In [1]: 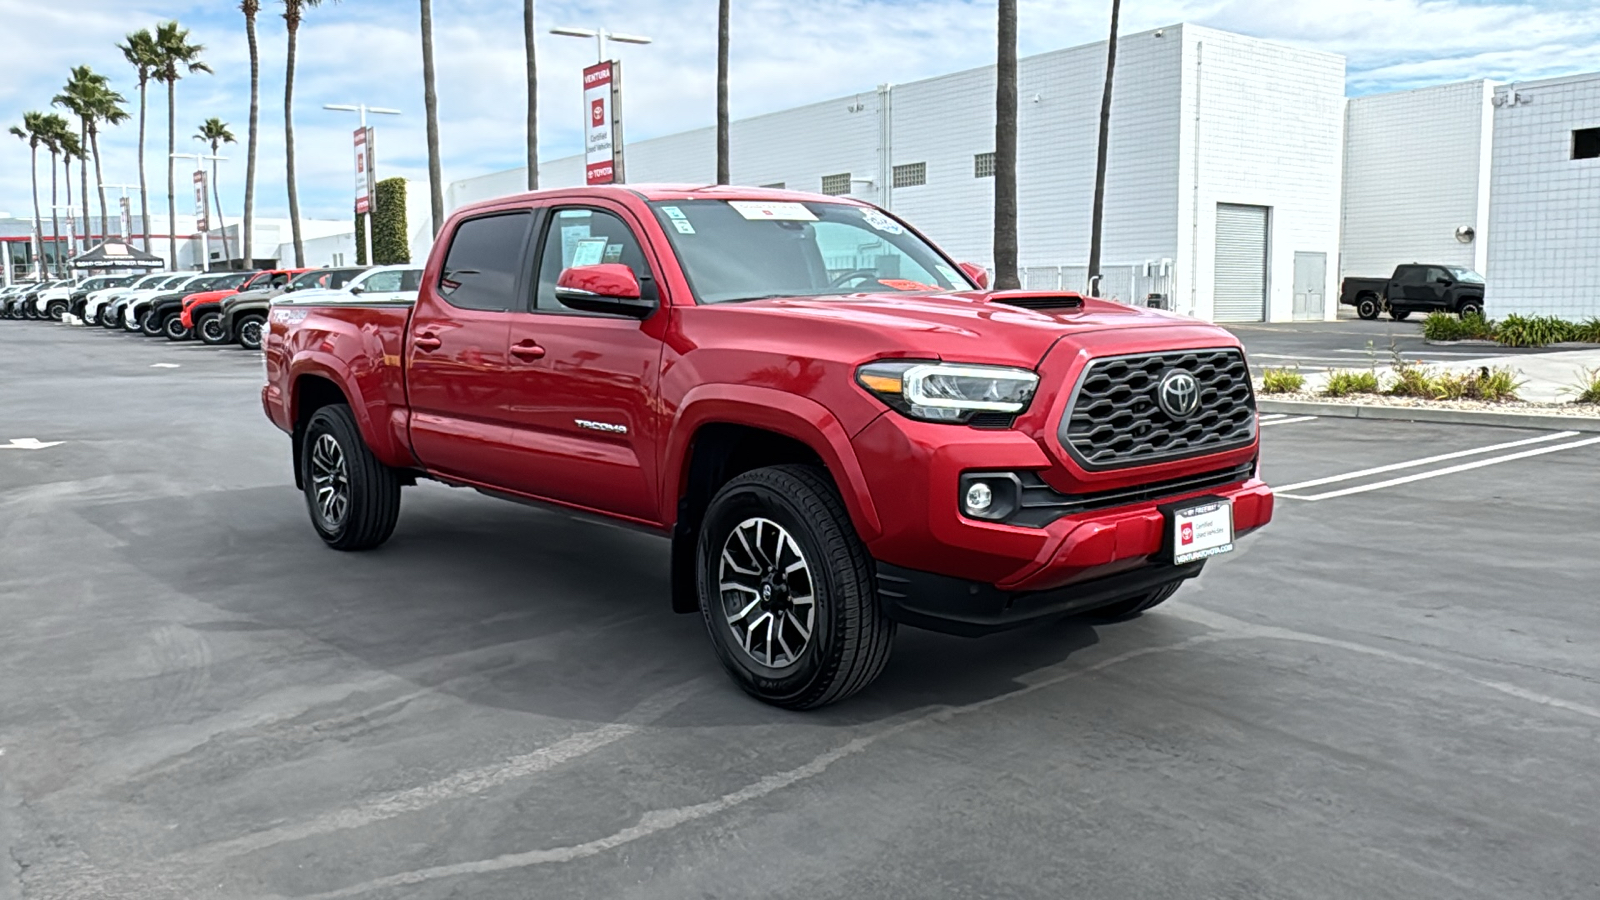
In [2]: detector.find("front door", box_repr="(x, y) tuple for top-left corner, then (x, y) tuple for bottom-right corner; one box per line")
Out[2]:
(499, 205), (666, 524)
(1292, 251), (1326, 321)
(405, 211), (532, 483)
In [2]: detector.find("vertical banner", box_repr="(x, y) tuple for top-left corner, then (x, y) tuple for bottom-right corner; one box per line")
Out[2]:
(119, 195), (132, 240)
(193, 170), (209, 232)
(354, 127), (371, 214)
(365, 127), (377, 212)
(584, 61), (620, 185)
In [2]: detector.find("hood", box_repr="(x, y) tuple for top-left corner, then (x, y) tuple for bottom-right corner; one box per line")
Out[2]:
(184, 288), (239, 306)
(713, 290), (1216, 367)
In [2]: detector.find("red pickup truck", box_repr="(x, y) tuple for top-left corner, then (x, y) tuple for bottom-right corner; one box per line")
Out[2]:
(264, 184), (1273, 708)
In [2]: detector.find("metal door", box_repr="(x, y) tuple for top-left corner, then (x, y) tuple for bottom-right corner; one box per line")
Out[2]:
(1292, 251), (1326, 321)
(1213, 204), (1269, 322)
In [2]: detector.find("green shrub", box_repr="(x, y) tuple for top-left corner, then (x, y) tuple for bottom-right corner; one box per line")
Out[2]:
(1574, 318), (1600, 344)
(1387, 364), (1439, 398)
(1432, 366), (1522, 402)
(1323, 369), (1381, 397)
(1423, 312), (1465, 341)
(1260, 367), (1305, 394)
(372, 177), (410, 265)
(1495, 314), (1576, 347)
(1565, 368), (1600, 404)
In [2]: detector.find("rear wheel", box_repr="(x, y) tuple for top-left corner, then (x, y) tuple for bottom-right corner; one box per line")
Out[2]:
(163, 313), (191, 341)
(197, 312), (228, 345)
(1355, 296), (1379, 320)
(236, 314), (266, 351)
(301, 404), (402, 551)
(1389, 309), (1411, 321)
(1084, 582), (1183, 624)
(696, 464), (895, 709)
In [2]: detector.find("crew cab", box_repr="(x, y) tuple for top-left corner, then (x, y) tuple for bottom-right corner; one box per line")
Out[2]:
(87, 272), (173, 326)
(143, 270), (268, 339)
(175, 268), (309, 342)
(216, 267), (368, 348)
(68, 274), (139, 323)
(264, 185), (1273, 709)
(1340, 264), (1486, 321)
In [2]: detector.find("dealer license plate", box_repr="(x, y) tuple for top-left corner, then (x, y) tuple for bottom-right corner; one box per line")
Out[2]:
(1172, 500), (1234, 565)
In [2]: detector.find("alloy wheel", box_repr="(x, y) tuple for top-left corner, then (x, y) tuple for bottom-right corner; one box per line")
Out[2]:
(717, 517), (816, 669)
(309, 433), (351, 531)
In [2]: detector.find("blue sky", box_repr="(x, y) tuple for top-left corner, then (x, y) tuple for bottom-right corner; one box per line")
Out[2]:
(2, 0), (1595, 225)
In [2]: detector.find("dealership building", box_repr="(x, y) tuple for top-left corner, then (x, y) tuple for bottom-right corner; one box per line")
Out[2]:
(446, 25), (1600, 323)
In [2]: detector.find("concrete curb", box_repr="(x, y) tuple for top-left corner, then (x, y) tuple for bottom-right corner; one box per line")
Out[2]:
(1423, 339), (1600, 349)
(1258, 399), (1600, 433)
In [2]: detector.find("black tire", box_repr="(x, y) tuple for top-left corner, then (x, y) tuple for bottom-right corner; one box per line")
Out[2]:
(197, 312), (229, 345)
(84, 307), (101, 327)
(1084, 582), (1184, 624)
(301, 404), (402, 551)
(696, 464), (895, 710)
(1458, 300), (1483, 319)
(23, 303), (40, 320)
(1389, 309), (1411, 321)
(163, 313), (191, 341)
(1355, 296), (1379, 320)
(236, 314), (266, 351)
(46, 299), (68, 321)
(138, 307), (162, 336)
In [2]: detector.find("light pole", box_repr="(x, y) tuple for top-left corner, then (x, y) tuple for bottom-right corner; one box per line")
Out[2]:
(99, 183), (143, 241)
(172, 152), (226, 271)
(324, 104), (400, 266)
(49, 204), (77, 277)
(548, 25), (652, 63)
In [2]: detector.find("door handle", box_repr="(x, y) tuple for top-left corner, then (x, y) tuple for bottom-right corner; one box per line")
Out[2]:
(414, 333), (442, 352)
(510, 340), (546, 360)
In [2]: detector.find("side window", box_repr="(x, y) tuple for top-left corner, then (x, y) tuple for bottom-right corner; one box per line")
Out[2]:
(400, 269), (422, 291)
(439, 212), (534, 311)
(533, 207), (652, 313)
(1427, 267), (1451, 283)
(363, 270), (403, 292)
(1395, 266), (1422, 284)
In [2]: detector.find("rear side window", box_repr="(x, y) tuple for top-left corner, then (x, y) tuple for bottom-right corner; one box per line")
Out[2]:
(1395, 266), (1424, 284)
(439, 213), (532, 311)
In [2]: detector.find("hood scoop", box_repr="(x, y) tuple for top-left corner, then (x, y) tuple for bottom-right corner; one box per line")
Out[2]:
(987, 291), (1085, 311)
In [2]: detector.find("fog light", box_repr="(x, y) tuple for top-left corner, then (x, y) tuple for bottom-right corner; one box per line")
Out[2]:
(965, 482), (993, 514)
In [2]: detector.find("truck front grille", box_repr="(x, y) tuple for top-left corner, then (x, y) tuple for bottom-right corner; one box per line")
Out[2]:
(1058, 348), (1256, 470)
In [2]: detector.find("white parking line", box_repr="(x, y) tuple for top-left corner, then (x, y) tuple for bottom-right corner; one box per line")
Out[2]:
(1259, 416), (1318, 427)
(1274, 431), (1579, 493)
(1259, 414), (1287, 422)
(1283, 435), (1600, 501)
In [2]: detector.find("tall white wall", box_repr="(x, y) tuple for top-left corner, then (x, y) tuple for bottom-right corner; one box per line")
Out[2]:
(1487, 74), (1600, 318)
(1341, 80), (1493, 279)
(1175, 26), (1346, 322)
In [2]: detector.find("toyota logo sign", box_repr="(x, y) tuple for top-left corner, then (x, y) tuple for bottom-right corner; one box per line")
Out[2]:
(1157, 370), (1200, 419)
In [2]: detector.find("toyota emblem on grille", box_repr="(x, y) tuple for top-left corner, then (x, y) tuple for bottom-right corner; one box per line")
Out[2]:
(1157, 370), (1200, 419)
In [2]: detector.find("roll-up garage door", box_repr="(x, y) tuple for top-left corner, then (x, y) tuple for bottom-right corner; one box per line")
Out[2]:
(1213, 204), (1268, 323)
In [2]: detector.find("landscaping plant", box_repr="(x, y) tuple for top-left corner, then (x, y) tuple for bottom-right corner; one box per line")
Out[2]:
(1322, 369), (1381, 397)
(1565, 368), (1600, 404)
(1260, 367), (1305, 394)
(1495, 314), (1576, 348)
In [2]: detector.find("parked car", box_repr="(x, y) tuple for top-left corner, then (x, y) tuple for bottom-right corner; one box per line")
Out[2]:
(88, 272), (176, 327)
(34, 278), (87, 320)
(4, 280), (69, 319)
(1340, 264), (1486, 320)
(282, 264), (422, 306)
(264, 185), (1274, 708)
(0, 283), (41, 318)
(176, 268), (310, 342)
(144, 270), (265, 340)
(213, 267), (368, 348)
(68, 274), (140, 323)
(106, 273), (202, 330)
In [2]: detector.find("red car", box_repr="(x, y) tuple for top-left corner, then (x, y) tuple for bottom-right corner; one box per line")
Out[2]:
(263, 184), (1273, 708)
(176, 268), (311, 339)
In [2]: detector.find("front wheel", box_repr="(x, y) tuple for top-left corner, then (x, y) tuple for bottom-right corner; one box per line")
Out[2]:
(1458, 300), (1483, 318)
(197, 312), (229, 345)
(236, 314), (266, 351)
(301, 404), (402, 551)
(163, 314), (191, 341)
(46, 299), (68, 321)
(696, 465), (895, 710)
(139, 308), (164, 336)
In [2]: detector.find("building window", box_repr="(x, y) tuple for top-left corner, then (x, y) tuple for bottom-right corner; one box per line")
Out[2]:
(974, 152), (996, 178)
(760, 181), (786, 189)
(820, 173), (852, 196)
(892, 162), (926, 188)
(332, 253), (344, 266)
(1575, 128), (1600, 160)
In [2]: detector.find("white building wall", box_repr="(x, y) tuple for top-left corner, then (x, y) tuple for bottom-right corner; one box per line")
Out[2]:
(1176, 26), (1346, 322)
(1487, 73), (1600, 318)
(1341, 80), (1493, 279)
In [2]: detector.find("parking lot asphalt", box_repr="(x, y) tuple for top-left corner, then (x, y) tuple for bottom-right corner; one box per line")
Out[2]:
(1227, 319), (1569, 374)
(3, 323), (1599, 900)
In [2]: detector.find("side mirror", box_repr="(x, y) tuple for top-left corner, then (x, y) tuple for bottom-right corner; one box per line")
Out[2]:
(1436, 278), (1453, 285)
(555, 264), (653, 318)
(348, 284), (365, 295)
(959, 262), (990, 290)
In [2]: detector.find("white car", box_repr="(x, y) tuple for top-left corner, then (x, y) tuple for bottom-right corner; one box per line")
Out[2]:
(32, 279), (85, 319)
(103, 273), (198, 330)
(123, 272), (224, 332)
(5, 280), (71, 319)
(284, 264), (422, 305)
(84, 273), (172, 326)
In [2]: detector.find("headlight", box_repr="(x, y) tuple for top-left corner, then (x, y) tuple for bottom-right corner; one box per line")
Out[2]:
(856, 360), (1039, 423)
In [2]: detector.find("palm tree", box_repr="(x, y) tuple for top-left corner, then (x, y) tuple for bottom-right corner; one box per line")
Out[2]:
(39, 114), (72, 274)
(118, 29), (160, 252)
(196, 118), (238, 265)
(8, 112), (48, 276)
(241, 0), (262, 268)
(284, 0), (337, 266)
(524, 0), (538, 191)
(992, 0), (1020, 290)
(59, 130), (84, 260)
(716, 0), (730, 184)
(420, 0), (444, 236)
(1087, 0), (1121, 294)
(55, 65), (129, 247)
(152, 21), (212, 270)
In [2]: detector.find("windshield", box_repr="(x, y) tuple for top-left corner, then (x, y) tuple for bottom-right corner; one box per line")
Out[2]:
(647, 199), (973, 303)
(1447, 267), (1485, 284)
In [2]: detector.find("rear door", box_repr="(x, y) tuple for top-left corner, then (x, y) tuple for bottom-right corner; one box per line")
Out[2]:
(497, 203), (668, 523)
(1389, 266), (1424, 308)
(404, 211), (531, 483)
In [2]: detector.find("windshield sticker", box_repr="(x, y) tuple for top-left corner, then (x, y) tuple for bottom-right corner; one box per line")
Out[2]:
(729, 201), (818, 222)
(570, 237), (609, 267)
(877, 279), (938, 292)
(935, 264), (962, 285)
(662, 206), (687, 220)
(672, 218), (696, 234)
(861, 210), (905, 235)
